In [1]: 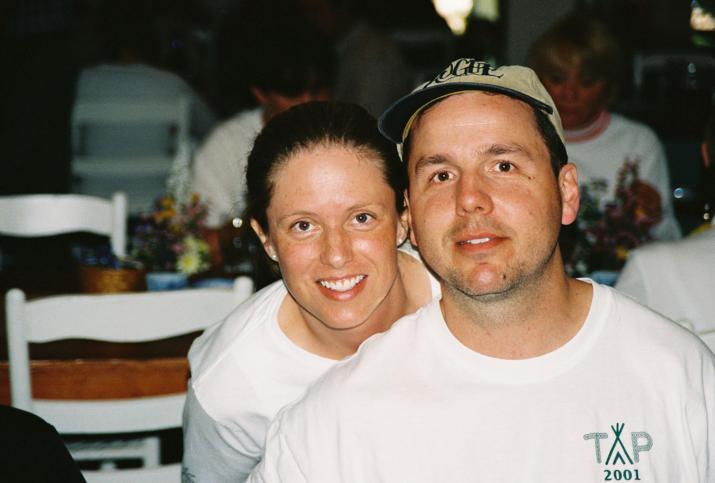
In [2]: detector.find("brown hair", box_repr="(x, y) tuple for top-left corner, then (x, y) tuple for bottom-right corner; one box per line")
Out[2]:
(527, 12), (622, 103)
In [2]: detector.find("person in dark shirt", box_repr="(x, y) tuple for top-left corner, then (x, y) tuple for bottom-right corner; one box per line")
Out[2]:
(0, 404), (85, 483)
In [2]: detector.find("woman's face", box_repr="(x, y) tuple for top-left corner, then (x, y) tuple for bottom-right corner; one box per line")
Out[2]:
(541, 65), (608, 130)
(252, 143), (408, 331)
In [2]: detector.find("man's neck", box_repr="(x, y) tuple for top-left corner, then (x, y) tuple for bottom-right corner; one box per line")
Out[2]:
(440, 271), (592, 360)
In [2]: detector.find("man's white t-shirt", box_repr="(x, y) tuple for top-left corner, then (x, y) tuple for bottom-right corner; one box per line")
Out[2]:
(250, 282), (715, 483)
(182, 248), (440, 482)
(567, 113), (681, 240)
(616, 223), (715, 333)
(190, 108), (263, 228)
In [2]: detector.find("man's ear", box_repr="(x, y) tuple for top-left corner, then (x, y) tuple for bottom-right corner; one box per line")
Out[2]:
(558, 163), (580, 226)
(250, 218), (277, 260)
(404, 189), (418, 247)
(397, 209), (409, 246)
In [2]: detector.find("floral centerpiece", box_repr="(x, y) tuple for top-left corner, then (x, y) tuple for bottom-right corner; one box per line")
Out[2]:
(562, 159), (663, 276)
(130, 193), (211, 276)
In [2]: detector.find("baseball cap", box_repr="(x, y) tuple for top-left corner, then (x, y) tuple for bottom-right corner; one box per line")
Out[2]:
(378, 58), (565, 150)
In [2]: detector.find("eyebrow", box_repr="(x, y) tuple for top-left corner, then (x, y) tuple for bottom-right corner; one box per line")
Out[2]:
(413, 154), (449, 176)
(275, 202), (385, 224)
(479, 143), (530, 157)
(412, 143), (530, 175)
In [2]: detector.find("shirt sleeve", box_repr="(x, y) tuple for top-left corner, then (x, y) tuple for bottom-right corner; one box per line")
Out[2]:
(246, 413), (309, 483)
(190, 129), (237, 228)
(182, 385), (262, 483)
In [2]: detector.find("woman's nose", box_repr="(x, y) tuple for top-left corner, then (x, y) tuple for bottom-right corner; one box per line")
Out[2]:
(320, 228), (353, 268)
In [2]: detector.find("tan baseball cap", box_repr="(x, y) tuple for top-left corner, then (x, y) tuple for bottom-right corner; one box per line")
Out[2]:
(378, 58), (565, 151)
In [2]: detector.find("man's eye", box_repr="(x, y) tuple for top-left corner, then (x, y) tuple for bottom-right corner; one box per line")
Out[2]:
(430, 171), (452, 183)
(354, 213), (372, 224)
(497, 162), (513, 172)
(293, 221), (313, 232)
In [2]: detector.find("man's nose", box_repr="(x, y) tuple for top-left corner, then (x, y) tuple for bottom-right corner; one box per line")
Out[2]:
(456, 175), (494, 216)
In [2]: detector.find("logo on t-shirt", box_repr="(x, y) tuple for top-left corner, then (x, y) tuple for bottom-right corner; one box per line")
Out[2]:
(583, 422), (652, 481)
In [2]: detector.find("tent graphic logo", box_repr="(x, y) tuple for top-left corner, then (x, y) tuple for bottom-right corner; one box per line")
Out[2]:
(605, 423), (633, 465)
(583, 422), (653, 465)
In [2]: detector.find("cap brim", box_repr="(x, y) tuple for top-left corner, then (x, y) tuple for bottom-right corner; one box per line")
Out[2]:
(378, 82), (555, 145)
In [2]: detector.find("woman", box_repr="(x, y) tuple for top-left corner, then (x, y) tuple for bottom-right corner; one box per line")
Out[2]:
(181, 102), (439, 482)
(527, 12), (681, 241)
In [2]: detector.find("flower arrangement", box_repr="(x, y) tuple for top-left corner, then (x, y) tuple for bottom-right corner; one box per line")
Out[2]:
(562, 159), (663, 276)
(130, 193), (211, 276)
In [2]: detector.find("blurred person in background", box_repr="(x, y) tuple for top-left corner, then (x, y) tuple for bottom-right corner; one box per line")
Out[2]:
(298, 0), (415, 117)
(190, 5), (334, 272)
(75, 0), (215, 157)
(528, 12), (681, 241)
(616, 107), (715, 333)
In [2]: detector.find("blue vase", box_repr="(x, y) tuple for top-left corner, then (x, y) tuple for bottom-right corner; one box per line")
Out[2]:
(145, 272), (189, 291)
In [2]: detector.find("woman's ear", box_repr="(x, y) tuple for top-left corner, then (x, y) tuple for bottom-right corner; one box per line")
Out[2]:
(558, 163), (580, 226)
(250, 218), (278, 261)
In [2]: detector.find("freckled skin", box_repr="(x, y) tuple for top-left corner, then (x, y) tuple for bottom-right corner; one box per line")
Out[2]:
(406, 92), (575, 301)
(253, 144), (409, 339)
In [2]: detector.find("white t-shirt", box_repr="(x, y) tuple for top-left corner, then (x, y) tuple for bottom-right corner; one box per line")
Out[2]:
(567, 113), (681, 240)
(250, 282), (715, 483)
(616, 223), (715, 333)
(190, 108), (263, 228)
(182, 248), (441, 482)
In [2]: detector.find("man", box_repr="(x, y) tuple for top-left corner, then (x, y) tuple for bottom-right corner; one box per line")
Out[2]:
(616, 109), (715, 333)
(249, 59), (714, 482)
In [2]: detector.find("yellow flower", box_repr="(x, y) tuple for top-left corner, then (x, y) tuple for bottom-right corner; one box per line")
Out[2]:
(176, 235), (210, 275)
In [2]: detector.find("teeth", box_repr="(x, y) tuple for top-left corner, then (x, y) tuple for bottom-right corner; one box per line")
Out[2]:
(464, 237), (491, 244)
(319, 275), (365, 292)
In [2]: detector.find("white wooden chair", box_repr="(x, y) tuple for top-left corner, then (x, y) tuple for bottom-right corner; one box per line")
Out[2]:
(5, 276), (253, 475)
(71, 97), (192, 214)
(82, 463), (182, 483)
(0, 192), (127, 258)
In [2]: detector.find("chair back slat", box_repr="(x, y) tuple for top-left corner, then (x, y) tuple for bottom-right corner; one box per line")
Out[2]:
(0, 192), (127, 258)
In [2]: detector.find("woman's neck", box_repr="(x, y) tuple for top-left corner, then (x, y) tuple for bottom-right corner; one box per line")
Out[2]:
(564, 110), (610, 143)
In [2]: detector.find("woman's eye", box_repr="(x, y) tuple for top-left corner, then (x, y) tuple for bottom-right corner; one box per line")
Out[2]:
(497, 161), (513, 172)
(354, 213), (373, 224)
(430, 171), (452, 183)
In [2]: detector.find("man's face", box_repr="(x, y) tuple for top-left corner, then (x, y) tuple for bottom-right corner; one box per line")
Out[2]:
(405, 91), (579, 300)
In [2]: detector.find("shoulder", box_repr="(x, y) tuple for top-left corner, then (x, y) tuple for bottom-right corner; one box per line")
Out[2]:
(398, 244), (442, 300)
(197, 108), (262, 152)
(606, 285), (709, 355)
(608, 113), (662, 148)
(0, 405), (56, 439)
(627, 232), (715, 266)
(298, 301), (438, 404)
(188, 280), (286, 383)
